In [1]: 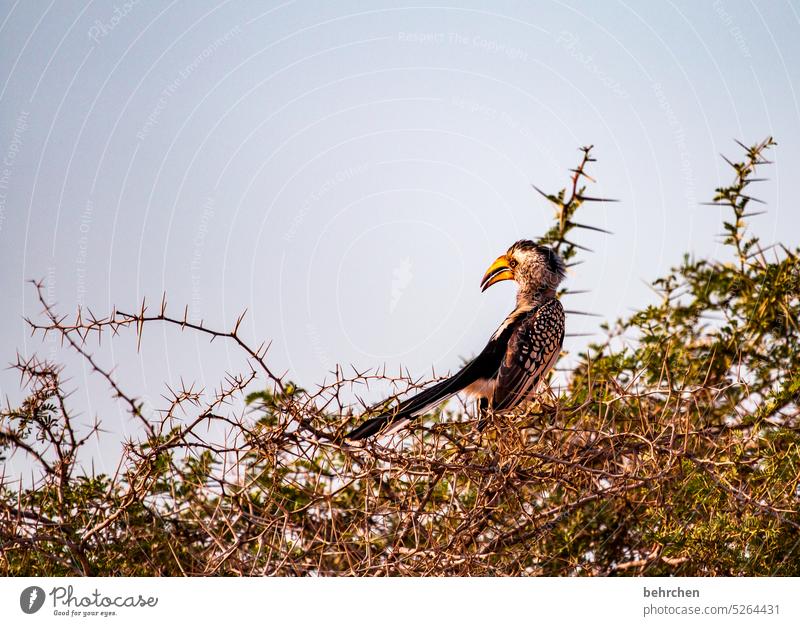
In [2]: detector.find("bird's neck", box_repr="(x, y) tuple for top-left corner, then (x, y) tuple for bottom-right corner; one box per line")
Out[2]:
(516, 285), (556, 308)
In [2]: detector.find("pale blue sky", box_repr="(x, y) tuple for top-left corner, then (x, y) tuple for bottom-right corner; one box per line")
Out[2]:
(1, 1), (799, 473)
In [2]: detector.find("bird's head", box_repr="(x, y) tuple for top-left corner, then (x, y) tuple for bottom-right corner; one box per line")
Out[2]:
(480, 240), (565, 300)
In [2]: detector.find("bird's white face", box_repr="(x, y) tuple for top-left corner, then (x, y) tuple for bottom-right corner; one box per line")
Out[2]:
(480, 240), (565, 294)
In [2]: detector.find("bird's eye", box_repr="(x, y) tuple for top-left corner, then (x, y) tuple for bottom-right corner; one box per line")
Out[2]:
(509, 259), (518, 269)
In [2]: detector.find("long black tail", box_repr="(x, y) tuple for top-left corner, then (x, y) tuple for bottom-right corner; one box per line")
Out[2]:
(344, 412), (403, 440)
(345, 374), (465, 440)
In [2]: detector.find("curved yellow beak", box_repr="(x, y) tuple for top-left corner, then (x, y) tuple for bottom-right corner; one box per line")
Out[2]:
(480, 254), (514, 292)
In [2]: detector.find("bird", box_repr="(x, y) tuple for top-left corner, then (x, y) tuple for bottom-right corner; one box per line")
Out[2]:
(345, 240), (566, 440)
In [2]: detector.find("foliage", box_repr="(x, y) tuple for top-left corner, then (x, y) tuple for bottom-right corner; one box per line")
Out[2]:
(1, 139), (798, 576)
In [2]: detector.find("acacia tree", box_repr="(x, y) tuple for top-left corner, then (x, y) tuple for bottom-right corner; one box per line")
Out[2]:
(1, 138), (798, 576)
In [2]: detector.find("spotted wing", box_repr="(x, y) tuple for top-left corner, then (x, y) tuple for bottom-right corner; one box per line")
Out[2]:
(491, 298), (564, 411)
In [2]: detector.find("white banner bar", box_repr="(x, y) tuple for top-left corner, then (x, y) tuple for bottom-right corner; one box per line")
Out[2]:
(3, 577), (798, 625)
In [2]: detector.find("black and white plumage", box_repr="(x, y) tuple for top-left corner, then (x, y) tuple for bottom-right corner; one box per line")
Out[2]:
(345, 240), (566, 440)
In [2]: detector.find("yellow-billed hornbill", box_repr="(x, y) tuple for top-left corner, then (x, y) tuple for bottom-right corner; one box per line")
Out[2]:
(346, 240), (566, 440)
